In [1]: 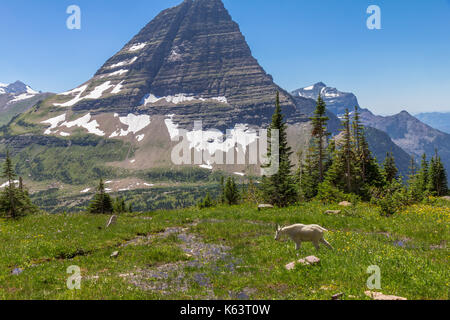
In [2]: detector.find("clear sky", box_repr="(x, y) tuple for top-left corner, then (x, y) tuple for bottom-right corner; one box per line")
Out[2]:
(1, 0), (449, 115)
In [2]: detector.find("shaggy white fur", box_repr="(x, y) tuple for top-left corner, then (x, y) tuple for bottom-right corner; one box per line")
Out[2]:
(275, 224), (333, 251)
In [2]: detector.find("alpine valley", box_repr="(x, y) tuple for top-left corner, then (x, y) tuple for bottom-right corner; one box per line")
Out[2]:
(1, 0), (448, 212)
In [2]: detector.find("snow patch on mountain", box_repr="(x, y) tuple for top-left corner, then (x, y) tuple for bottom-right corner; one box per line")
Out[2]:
(41, 113), (67, 134)
(109, 114), (151, 140)
(129, 43), (146, 52)
(100, 69), (129, 79)
(111, 81), (124, 94)
(108, 57), (138, 69)
(60, 113), (105, 136)
(54, 82), (116, 107)
(143, 93), (228, 105)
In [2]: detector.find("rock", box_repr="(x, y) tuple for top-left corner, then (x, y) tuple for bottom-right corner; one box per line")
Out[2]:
(364, 291), (407, 300)
(110, 251), (119, 258)
(338, 201), (352, 207)
(106, 215), (118, 228)
(441, 196), (450, 201)
(11, 268), (23, 275)
(258, 204), (274, 211)
(298, 255), (320, 266)
(332, 293), (344, 300)
(325, 210), (341, 215)
(286, 256), (320, 270)
(285, 262), (296, 271)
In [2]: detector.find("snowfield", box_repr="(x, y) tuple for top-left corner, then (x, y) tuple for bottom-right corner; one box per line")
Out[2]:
(142, 93), (228, 105)
(129, 43), (146, 52)
(108, 57), (138, 69)
(60, 113), (105, 137)
(41, 113), (67, 135)
(109, 114), (151, 140)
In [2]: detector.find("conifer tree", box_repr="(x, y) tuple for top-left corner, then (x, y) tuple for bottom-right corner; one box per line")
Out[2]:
(0, 151), (38, 218)
(427, 150), (448, 196)
(224, 177), (240, 205)
(88, 179), (114, 214)
(298, 146), (320, 200)
(382, 152), (398, 183)
(261, 92), (297, 207)
(309, 94), (330, 182)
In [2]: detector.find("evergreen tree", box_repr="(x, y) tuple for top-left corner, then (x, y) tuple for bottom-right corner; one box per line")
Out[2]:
(261, 92), (297, 207)
(224, 177), (240, 205)
(88, 179), (114, 214)
(427, 150), (448, 196)
(382, 152), (398, 183)
(298, 146), (320, 200)
(0, 151), (38, 218)
(342, 109), (355, 192)
(198, 192), (214, 209)
(309, 94), (330, 182)
(219, 176), (225, 204)
(1, 150), (17, 218)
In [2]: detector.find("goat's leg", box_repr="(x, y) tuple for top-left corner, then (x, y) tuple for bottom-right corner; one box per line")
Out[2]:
(295, 241), (301, 251)
(320, 238), (333, 250)
(313, 241), (320, 251)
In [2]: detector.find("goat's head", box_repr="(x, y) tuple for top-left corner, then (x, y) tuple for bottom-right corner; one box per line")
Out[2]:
(274, 224), (282, 241)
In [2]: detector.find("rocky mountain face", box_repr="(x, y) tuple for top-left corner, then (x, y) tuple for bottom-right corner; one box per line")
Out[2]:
(4, 0), (318, 187)
(0, 81), (51, 126)
(292, 82), (359, 116)
(24, 0), (309, 132)
(360, 109), (450, 179)
(415, 112), (450, 134)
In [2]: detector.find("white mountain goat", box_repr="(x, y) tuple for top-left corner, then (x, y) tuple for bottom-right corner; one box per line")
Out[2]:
(275, 224), (333, 251)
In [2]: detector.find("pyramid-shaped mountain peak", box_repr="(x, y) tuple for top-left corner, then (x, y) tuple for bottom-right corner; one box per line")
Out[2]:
(39, 0), (309, 129)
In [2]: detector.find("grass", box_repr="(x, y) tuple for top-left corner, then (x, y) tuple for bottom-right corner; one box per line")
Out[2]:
(0, 201), (448, 300)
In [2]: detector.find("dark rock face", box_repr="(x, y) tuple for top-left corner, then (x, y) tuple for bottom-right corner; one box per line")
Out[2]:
(292, 82), (360, 116)
(71, 0), (309, 129)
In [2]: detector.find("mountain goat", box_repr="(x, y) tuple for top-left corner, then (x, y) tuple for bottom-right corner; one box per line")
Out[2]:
(275, 224), (333, 251)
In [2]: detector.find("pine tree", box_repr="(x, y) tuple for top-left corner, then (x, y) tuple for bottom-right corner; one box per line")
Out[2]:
(1, 150), (17, 218)
(224, 177), (240, 205)
(88, 179), (114, 214)
(309, 94), (330, 182)
(342, 109), (355, 192)
(0, 151), (38, 218)
(435, 156), (448, 196)
(219, 176), (225, 204)
(298, 146), (320, 200)
(427, 150), (448, 196)
(382, 152), (398, 183)
(261, 92), (297, 207)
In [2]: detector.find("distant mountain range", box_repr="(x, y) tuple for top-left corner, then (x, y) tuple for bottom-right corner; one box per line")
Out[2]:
(0, 81), (52, 126)
(293, 83), (450, 181)
(415, 112), (450, 134)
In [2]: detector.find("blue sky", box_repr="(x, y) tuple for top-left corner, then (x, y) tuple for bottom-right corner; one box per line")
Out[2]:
(1, 0), (449, 115)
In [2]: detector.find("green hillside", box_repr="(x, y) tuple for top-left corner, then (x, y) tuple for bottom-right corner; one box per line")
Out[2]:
(1, 201), (448, 300)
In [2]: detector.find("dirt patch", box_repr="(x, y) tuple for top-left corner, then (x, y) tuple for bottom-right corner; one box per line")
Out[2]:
(123, 225), (237, 298)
